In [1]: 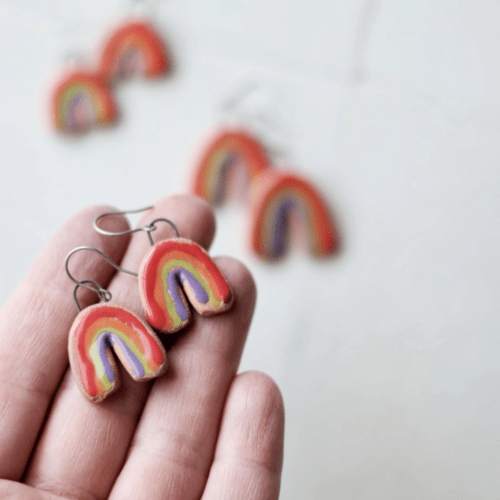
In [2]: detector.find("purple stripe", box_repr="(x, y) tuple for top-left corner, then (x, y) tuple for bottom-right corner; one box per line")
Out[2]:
(96, 332), (145, 381)
(167, 268), (210, 321)
(271, 198), (296, 257)
(97, 333), (116, 382)
(67, 95), (83, 131)
(110, 334), (145, 377)
(213, 153), (235, 202)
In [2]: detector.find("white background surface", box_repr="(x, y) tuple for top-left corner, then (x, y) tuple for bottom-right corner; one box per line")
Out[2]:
(1, 1), (500, 498)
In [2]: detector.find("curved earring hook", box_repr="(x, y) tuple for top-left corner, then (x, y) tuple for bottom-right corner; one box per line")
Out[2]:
(94, 206), (179, 246)
(128, 0), (159, 18)
(66, 246), (138, 283)
(72, 279), (112, 312)
(66, 246), (138, 311)
(218, 78), (291, 163)
(219, 80), (261, 115)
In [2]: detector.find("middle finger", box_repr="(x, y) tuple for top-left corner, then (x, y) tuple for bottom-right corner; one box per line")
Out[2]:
(109, 256), (256, 500)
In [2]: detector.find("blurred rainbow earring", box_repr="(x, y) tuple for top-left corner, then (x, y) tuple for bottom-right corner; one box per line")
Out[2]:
(188, 78), (338, 261)
(191, 129), (270, 206)
(51, 59), (118, 134)
(191, 80), (287, 207)
(94, 207), (233, 334)
(98, 0), (170, 82)
(65, 247), (167, 403)
(249, 171), (338, 260)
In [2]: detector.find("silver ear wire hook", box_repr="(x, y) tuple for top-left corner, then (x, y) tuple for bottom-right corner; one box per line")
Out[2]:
(66, 246), (138, 282)
(219, 80), (261, 116)
(64, 50), (88, 67)
(72, 279), (112, 312)
(128, 0), (159, 18)
(65, 246), (138, 311)
(94, 207), (179, 246)
(218, 77), (291, 163)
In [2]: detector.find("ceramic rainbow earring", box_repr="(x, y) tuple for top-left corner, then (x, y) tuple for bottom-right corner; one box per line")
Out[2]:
(250, 170), (338, 260)
(66, 246), (168, 403)
(190, 81), (284, 207)
(94, 208), (233, 334)
(191, 129), (270, 206)
(51, 64), (118, 134)
(98, 12), (170, 82)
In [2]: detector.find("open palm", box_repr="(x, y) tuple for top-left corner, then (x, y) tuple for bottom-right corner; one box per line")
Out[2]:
(0, 195), (284, 500)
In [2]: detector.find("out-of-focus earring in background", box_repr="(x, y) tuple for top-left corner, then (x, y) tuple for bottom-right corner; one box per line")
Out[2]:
(190, 80), (290, 207)
(249, 170), (338, 261)
(98, 0), (171, 82)
(51, 54), (118, 135)
(191, 128), (270, 207)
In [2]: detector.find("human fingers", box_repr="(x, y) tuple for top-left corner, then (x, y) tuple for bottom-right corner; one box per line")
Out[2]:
(0, 205), (130, 480)
(201, 371), (284, 500)
(108, 257), (257, 500)
(24, 195), (216, 500)
(0, 480), (67, 499)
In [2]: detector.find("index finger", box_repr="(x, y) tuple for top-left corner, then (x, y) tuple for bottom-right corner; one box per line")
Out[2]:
(0, 205), (130, 480)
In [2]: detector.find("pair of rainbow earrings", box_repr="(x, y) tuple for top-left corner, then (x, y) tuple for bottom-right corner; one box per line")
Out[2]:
(191, 128), (338, 260)
(65, 208), (233, 403)
(52, 19), (170, 134)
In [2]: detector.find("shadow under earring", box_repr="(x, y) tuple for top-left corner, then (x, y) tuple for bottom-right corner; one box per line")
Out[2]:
(94, 208), (233, 334)
(66, 247), (168, 403)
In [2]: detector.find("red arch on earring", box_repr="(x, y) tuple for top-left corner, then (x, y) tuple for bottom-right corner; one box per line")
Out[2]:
(99, 20), (170, 81)
(250, 171), (338, 260)
(51, 70), (117, 134)
(192, 129), (270, 206)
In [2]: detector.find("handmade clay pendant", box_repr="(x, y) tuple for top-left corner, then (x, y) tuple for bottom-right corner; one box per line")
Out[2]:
(69, 303), (167, 402)
(138, 238), (233, 333)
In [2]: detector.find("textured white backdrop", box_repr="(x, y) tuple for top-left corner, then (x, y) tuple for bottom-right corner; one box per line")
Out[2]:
(1, 1), (500, 498)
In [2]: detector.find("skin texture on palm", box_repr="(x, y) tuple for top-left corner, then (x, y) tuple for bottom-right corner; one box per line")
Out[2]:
(0, 195), (284, 500)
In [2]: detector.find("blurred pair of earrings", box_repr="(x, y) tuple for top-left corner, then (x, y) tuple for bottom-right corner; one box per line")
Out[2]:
(51, 16), (170, 134)
(66, 208), (233, 403)
(191, 126), (338, 261)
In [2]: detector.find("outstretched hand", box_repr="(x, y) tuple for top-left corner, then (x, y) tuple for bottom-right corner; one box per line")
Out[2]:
(0, 195), (284, 500)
